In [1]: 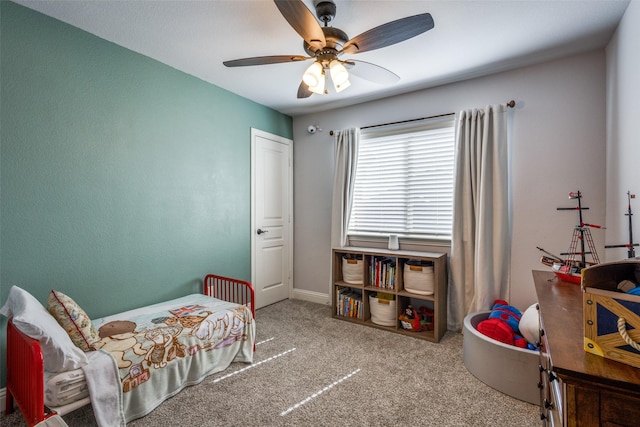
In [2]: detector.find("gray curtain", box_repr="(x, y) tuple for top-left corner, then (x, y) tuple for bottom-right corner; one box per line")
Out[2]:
(331, 128), (360, 248)
(449, 104), (510, 331)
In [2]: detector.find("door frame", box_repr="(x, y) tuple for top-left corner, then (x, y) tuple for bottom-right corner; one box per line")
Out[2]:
(250, 128), (294, 305)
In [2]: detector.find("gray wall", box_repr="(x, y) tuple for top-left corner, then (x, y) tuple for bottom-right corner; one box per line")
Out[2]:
(605, 0), (640, 253)
(292, 50), (607, 312)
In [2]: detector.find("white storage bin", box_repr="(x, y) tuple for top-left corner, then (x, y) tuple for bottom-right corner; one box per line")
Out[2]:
(369, 295), (396, 326)
(403, 263), (434, 295)
(342, 257), (363, 284)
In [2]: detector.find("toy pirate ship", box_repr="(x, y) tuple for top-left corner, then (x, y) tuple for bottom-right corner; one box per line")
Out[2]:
(538, 191), (602, 284)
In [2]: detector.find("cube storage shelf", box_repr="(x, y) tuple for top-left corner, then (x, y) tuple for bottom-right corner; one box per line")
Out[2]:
(332, 247), (448, 342)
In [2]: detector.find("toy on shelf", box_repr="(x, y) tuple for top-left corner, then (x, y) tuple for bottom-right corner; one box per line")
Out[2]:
(605, 191), (638, 259)
(538, 190), (603, 284)
(399, 305), (433, 332)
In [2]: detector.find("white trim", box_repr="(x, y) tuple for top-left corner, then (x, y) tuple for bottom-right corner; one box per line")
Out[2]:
(291, 289), (329, 306)
(1, 387), (7, 410)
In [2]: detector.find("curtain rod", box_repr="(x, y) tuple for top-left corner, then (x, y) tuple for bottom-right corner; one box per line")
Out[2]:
(329, 100), (515, 136)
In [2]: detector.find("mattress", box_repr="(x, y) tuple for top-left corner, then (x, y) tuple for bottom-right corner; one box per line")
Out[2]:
(44, 369), (89, 407)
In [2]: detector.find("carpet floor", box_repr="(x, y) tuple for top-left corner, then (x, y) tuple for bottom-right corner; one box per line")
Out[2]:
(1, 299), (540, 426)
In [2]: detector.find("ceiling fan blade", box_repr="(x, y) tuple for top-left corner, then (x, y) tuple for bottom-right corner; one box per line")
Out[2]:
(274, 0), (326, 51)
(223, 55), (309, 67)
(341, 13), (434, 55)
(297, 81), (313, 99)
(344, 60), (400, 85)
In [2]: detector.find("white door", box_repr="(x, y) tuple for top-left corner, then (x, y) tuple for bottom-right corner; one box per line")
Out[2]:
(251, 129), (292, 309)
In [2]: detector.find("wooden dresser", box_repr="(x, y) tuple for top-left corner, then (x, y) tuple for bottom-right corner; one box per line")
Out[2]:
(534, 270), (640, 426)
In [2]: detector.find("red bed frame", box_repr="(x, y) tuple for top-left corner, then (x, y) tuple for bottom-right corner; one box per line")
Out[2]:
(5, 274), (255, 427)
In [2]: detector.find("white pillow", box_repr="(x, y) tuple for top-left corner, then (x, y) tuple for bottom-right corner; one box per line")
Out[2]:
(0, 285), (88, 372)
(519, 303), (540, 346)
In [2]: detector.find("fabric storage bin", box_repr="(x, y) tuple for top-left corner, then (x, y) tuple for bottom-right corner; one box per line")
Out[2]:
(403, 261), (434, 295)
(369, 295), (396, 326)
(342, 256), (363, 284)
(582, 260), (640, 368)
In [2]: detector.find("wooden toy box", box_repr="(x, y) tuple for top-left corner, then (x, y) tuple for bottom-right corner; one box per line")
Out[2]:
(582, 260), (640, 368)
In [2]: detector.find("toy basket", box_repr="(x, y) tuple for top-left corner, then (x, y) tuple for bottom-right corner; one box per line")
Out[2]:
(403, 261), (434, 295)
(342, 256), (363, 284)
(369, 295), (396, 326)
(582, 260), (640, 368)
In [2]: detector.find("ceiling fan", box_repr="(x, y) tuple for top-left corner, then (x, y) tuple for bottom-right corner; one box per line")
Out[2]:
(223, 0), (434, 98)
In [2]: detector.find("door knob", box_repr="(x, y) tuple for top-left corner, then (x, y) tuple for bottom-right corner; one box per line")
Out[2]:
(257, 228), (268, 235)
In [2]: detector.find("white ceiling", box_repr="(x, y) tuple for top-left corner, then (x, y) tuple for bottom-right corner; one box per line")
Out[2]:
(14, 0), (630, 117)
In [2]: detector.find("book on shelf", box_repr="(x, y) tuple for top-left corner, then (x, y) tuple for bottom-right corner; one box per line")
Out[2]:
(336, 287), (363, 319)
(369, 256), (396, 289)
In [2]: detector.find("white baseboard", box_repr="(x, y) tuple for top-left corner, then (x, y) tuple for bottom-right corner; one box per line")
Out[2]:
(291, 288), (330, 306)
(1, 387), (5, 409)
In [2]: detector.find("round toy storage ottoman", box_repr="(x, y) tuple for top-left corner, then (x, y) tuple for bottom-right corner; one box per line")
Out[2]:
(463, 311), (540, 405)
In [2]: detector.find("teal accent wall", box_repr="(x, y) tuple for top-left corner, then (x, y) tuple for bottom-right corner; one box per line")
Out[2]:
(0, 1), (292, 385)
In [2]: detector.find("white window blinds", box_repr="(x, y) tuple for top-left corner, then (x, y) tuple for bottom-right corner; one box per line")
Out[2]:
(348, 117), (455, 240)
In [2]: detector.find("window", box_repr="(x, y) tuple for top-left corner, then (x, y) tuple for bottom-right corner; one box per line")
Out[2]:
(347, 116), (456, 241)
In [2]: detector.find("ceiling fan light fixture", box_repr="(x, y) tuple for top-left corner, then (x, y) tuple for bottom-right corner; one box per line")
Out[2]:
(329, 60), (349, 86)
(334, 78), (351, 93)
(302, 62), (323, 88)
(308, 71), (326, 94)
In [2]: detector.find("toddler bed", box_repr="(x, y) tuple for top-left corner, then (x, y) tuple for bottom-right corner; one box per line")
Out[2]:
(3, 274), (255, 426)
